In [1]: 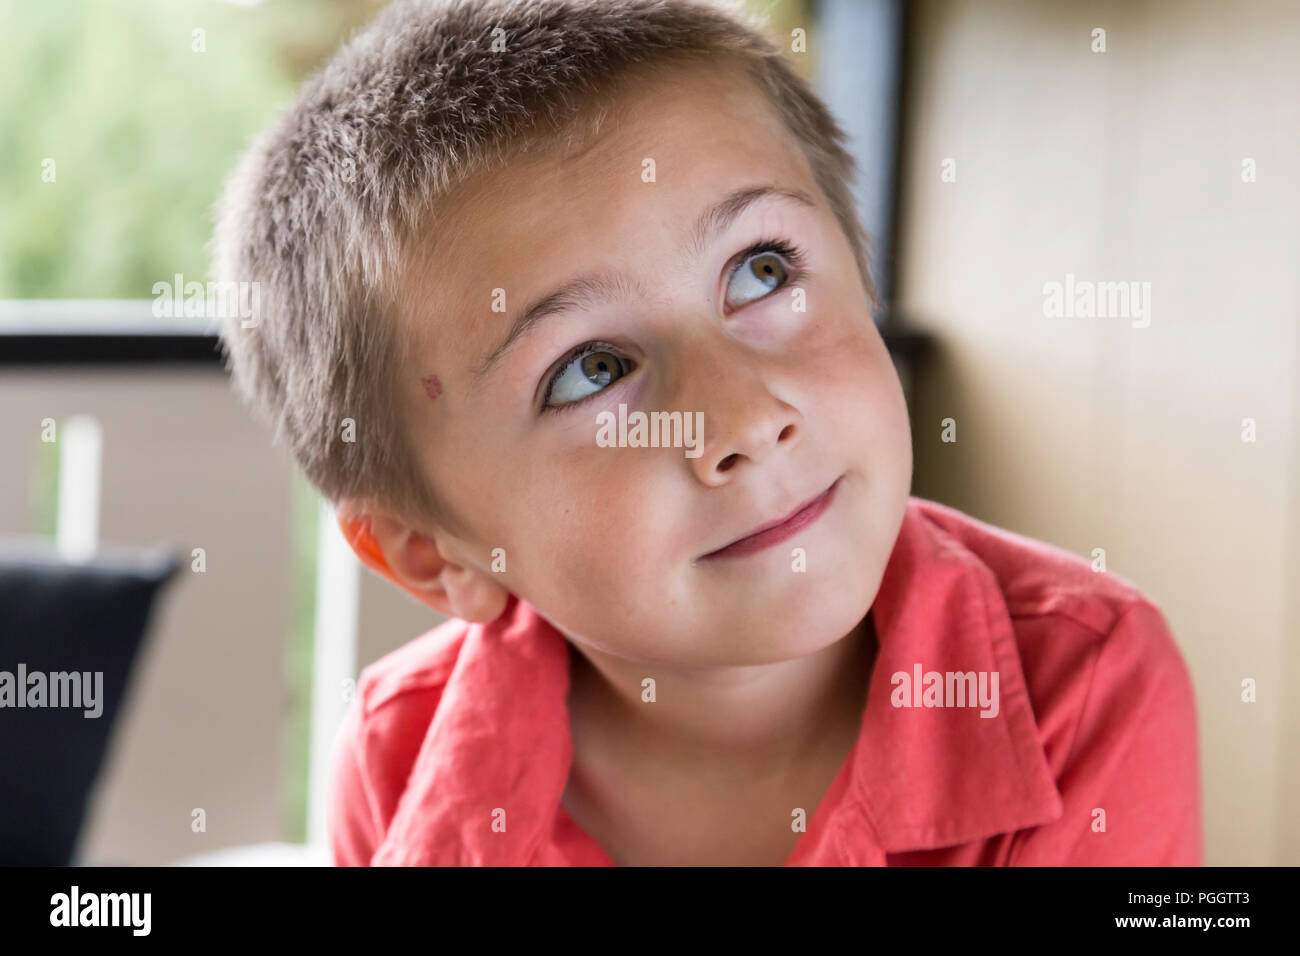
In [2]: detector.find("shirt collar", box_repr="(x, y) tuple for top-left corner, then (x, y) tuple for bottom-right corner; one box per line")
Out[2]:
(845, 497), (1063, 852)
(371, 591), (570, 865)
(371, 496), (1062, 866)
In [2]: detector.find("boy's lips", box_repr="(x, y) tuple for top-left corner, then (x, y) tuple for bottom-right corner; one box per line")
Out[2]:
(698, 475), (842, 561)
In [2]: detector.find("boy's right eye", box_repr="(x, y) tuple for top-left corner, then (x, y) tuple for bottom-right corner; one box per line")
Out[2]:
(542, 344), (632, 410)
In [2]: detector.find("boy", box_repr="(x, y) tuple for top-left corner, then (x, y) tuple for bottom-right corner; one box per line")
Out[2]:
(212, 0), (1201, 865)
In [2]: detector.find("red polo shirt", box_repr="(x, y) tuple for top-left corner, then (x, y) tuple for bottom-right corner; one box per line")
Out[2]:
(327, 496), (1203, 866)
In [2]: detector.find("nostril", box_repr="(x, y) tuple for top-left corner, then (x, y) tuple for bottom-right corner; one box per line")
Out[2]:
(778, 424), (796, 442)
(717, 453), (740, 473)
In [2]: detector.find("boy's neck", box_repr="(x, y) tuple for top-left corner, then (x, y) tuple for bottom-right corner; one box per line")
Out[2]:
(565, 611), (877, 785)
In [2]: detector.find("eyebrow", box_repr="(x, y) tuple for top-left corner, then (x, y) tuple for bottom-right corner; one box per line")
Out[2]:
(471, 183), (816, 381)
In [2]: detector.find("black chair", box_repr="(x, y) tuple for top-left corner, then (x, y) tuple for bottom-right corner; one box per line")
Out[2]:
(0, 537), (180, 865)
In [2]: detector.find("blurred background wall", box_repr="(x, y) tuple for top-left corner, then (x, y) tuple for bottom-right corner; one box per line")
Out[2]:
(898, 0), (1300, 865)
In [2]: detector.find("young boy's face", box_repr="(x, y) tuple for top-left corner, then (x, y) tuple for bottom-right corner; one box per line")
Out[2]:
(393, 57), (912, 666)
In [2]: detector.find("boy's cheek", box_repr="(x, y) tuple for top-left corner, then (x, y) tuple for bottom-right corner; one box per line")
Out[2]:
(791, 319), (884, 406)
(515, 528), (657, 625)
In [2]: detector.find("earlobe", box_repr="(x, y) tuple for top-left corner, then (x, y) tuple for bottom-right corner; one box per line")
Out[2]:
(336, 501), (509, 622)
(440, 561), (510, 624)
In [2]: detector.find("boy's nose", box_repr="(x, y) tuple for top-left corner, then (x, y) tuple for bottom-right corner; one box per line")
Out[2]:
(681, 342), (802, 487)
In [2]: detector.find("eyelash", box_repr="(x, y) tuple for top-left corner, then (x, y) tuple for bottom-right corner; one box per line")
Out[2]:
(539, 236), (807, 414)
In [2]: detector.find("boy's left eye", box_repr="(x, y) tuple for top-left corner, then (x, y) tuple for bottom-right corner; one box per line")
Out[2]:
(723, 239), (805, 311)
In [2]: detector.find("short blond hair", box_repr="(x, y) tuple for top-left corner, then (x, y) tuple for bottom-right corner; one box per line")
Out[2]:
(211, 0), (874, 528)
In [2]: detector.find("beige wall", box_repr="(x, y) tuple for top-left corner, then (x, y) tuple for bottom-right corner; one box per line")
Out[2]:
(899, 0), (1299, 864)
(0, 369), (439, 865)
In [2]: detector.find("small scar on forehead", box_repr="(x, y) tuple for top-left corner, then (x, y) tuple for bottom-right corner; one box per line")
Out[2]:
(420, 374), (443, 400)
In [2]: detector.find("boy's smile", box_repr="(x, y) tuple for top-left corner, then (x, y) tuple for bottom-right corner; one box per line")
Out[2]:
(696, 473), (843, 561)
(383, 55), (913, 684)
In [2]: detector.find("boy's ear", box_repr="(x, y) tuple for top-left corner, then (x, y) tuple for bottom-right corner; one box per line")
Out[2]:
(335, 499), (509, 623)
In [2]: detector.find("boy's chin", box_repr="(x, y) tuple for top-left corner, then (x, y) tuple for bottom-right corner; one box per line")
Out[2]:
(685, 589), (874, 665)
(703, 548), (880, 612)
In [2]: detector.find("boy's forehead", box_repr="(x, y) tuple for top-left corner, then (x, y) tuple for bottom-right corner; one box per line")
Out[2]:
(398, 58), (812, 375)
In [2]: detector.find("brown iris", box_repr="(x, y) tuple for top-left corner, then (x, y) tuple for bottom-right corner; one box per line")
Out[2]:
(748, 252), (787, 290)
(581, 351), (622, 387)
